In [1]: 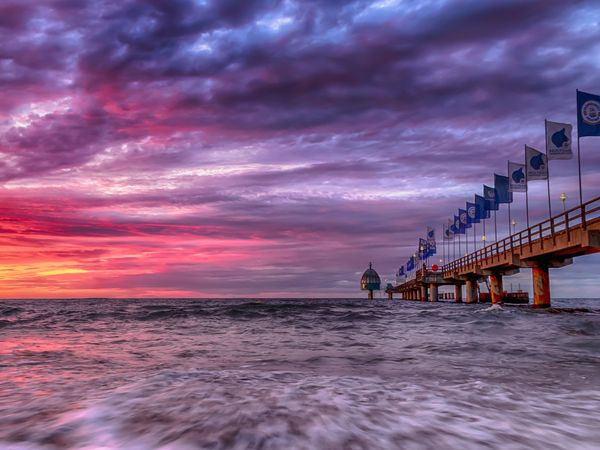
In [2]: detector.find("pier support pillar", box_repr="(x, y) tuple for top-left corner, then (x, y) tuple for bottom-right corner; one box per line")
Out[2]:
(387, 291), (393, 300)
(454, 284), (463, 303)
(429, 283), (438, 302)
(420, 285), (428, 301)
(489, 273), (503, 304)
(465, 280), (477, 304)
(532, 264), (551, 308)
(368, 289), (373, 300)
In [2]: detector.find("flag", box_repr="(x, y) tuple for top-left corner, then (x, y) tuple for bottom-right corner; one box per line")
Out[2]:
(418, 238), (427, 259)
(398, 266), (404, 277)
(450, 217), (458, 234)
(467, 201), (480, 223)
(459, 208), (471, 229)
(525, 145), (548, 180)
(444, 219), (454, 240)
(494, 174), (513, 203)
(427, 226), (435, 242)
(475, 194), (490, 219)
(577, 90), (600, 137)
(508, 161), (526, 192)
(546, 121), (572, 160)
(406, 257), (414, 272)
(454, 215), (463, 234)
(483, 185), (499, 211)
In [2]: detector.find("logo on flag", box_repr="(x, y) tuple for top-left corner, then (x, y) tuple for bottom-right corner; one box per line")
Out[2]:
(582, 100), (600, 125)
(508, 162), (526, 192)
(546, 121), (572, 160)
(526, 146), (548, 181)
(577, 90), (600, 137)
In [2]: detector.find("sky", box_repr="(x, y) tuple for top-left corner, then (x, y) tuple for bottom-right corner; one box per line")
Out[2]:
(1, 0), (599, 298)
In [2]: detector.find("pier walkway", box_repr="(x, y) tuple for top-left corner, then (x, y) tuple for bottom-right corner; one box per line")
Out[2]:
(389, 196), (600, 307)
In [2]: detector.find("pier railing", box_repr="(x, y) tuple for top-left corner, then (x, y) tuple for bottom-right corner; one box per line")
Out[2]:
(442, 195), (600, 276)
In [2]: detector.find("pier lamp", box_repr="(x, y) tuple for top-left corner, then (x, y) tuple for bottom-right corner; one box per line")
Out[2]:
(511, 219), (516, 234)
(560, 192), (567, 212)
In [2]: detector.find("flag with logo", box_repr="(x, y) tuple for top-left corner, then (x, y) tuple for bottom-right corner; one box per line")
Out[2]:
(475, 194), (490, 219)
(483, 185), (498, 211)
(459, 208), (471, 229)
(508, 161), (527, 192)
(546, 121), (572, 160)
(451, 216), (459, 234)
(397, 266), (404, 277)
(444, 219), (454, 240)
(466, 201), (480, 223)
(577, 90), (600, 137)
(495, 174), (513, 203)
(406, 257), (415, 272)
(525, 146), (548, 180)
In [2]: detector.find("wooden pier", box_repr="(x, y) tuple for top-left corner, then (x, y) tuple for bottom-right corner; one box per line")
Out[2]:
(389, 196), (600, 307)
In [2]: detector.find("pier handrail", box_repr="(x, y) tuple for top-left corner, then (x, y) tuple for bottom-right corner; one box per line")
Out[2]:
(442, 195), (600, 276)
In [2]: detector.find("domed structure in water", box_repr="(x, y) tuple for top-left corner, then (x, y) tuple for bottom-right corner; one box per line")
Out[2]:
(361, 262), (381, 299)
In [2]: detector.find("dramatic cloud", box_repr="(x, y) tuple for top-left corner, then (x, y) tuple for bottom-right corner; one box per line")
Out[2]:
(1, 0), (599, 297)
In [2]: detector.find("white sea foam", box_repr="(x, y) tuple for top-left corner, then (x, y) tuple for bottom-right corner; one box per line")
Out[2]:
(4, 370), (598, 450)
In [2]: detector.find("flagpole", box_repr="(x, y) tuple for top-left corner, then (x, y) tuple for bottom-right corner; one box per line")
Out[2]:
(524, 145), (530, 228)
(545, 119), (553, 218)
(442, 223), (445, 265)
(507, 161), (512, 237)
(494, 210), (498, 241)
(576, 90), (584, 210)
(473, 222), (476, 251)
(465, 226), (469, 254)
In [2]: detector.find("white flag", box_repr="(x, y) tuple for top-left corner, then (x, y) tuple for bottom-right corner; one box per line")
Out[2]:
(525, 145), (548, 181)
(508, 161), (526, 192)
(546, 121), (572, 160)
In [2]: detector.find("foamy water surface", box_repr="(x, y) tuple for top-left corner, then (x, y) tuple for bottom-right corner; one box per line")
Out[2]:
(1, 298), (599, 449)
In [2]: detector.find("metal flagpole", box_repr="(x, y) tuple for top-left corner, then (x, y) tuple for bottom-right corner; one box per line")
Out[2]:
(545, 119), (553, 218)
(473, 222), (476, 251)
(458, 229), (461, 256)
(465, 226), (469, 254)
(442, 223), (445, 265)
(576, 90), (584, 209)
(525, 145), (530, 228)
(507, 161), (512, 236)
(494, 210), (498, 241)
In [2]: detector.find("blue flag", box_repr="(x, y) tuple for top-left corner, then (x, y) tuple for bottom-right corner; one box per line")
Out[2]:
(398, 266), (404, 277)
(577, 90), (600, 137)
(483, 185), (498, 211)
(459, 208), (471, 229)
(454, 215), (463, 234)
(494, 174), (513, 204)
(406, 256), (415, 272)
(474, 194), (489, 219)
(467, 201), (480, 223)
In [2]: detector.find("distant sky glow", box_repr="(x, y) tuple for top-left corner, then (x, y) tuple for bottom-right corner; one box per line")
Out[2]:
(1, 0), (599, 298)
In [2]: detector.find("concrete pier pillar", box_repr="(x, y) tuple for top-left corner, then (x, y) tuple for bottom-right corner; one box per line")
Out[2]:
(489, 273), (503, 304)
(532, 265), (551, 308)
(465, 280), (477, 304)
(429, 283), (438, 302)
(387, 291), (393, 300)
(420, 285), (428, 301)
(454, 284), (463, 303)
(368, 290), (373, 300)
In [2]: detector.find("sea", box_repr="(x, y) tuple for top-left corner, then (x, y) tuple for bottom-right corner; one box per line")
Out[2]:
(1, 298), (599, 450)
